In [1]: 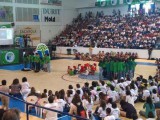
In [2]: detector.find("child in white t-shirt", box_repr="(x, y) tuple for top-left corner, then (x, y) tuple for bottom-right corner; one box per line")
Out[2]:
(152, 89), (160, 103)
(97, 100), (107, 119)
(111, 102), (120, 119)
(104, 108), (115, 120)
(21, 77), (30, 100)
(126, 90), (135, 106)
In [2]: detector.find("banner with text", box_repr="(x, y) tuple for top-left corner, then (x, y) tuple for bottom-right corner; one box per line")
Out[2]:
(15, 25), (40, 41)
(41, 0), (62, 5)
(41, 8), (61, 22)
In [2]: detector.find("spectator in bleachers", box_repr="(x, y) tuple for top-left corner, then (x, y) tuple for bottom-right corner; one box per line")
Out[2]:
(2, 109), (20, 120)
(0, 80), (9, 110)
(43, 96), (59, 120)
(69, 93), (81, 116)
(53, 10), (159, 50)
(28, 87), (39, 97)
(9, 79), (22, 99)
(21, 77), (30, 100)
(66, 90), (73, 105)
(48, 90), (54, 97)
(54, 91), (66, 112)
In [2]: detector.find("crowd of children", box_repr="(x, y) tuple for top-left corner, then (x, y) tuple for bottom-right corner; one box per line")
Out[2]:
(38, 74), (159, 120)
(23, 51), (51, 72)
(0, 72), (160, 120)
(67, 63), (97, 76)
(75, 51), (138, 62)
(75, 51), (137, 80)
(98, 55), (137, 80)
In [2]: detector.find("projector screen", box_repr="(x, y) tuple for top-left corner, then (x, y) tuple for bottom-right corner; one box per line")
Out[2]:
(0, 28), (14, 45)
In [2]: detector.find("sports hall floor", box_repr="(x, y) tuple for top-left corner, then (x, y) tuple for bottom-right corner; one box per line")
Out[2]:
(0, 55), (157, 120)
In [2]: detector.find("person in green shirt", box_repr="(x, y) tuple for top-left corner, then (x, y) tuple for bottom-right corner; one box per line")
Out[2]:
(139, 96), (156, 118)
(117, 59), (123, 79)
(105, 59), (111, 79)
(102, 59), (107, 78)
(29, 53), (35, 70)
(44, 53), (51, 72)
(40, 57), (45, 71)
(23, 53), (29, 69)
(121, 60), (126, 78)
(110, 59), (114, 79)
(131, 58), (137, 78)
(113, 59), (118, 79)
(34, 53), (40, 72)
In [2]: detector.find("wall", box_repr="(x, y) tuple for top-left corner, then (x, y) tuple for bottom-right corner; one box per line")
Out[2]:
(77, 5), (128, 17)
(75, 0), (97, 8)
(56, 47), (160, 59)
(155, 2), (160, 7)
(0, 0), (79, 46)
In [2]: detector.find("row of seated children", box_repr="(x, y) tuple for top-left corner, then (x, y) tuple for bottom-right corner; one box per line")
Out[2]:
(75, 51), (138, 62)
(67, 63), (97, 76)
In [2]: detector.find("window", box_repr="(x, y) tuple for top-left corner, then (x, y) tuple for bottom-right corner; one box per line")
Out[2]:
(15, 0), (39, 4)
(16, 7), (39, 21)
(0, 0), (12, 2)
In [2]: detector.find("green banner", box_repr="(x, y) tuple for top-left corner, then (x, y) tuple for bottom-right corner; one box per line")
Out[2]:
(0, 49), (19, 65)
(95, 0), (126, 7)
(0, 24), (12, 28)
(96, 0), (152, 6)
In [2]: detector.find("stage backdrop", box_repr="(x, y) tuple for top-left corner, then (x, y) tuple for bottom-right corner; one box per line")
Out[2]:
(0, 49), (19, 65)
(15, 25), (40, 46)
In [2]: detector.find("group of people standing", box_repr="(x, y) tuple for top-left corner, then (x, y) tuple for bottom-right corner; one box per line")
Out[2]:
(18, 35), (32, 48)
(98, 55), (137, 80)
(23, 51), (51, 72)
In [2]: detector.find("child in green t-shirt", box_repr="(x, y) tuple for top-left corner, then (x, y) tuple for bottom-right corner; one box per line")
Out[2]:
(29, 53), (35, 70)
(44, 54), (51, 72)
(34, 53), (40, 72)
(23, 53), (29, 69)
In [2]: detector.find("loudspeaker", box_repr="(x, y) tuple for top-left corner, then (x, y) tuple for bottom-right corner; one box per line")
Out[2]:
(11, 22), (15, 27)
(52, 45), (57, 51)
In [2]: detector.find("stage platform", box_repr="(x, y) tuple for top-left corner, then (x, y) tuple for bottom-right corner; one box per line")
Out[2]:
(0, 46), (53, 66)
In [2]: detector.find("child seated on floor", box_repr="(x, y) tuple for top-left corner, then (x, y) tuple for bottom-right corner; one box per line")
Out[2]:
(68, 68), (74, 76)
(89, 64), (96, 75)
(72, 66), (77, 75)
(80, 65), (85, 73)
(77, 64), (81, 73)
(82, 66), (89, 76)
(67, 66), (71, 74)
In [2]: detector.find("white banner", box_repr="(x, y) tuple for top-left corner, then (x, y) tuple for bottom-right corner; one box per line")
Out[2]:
(41, 0), (48, 4)
(41, 8), (61, 22)
(15, 25), (40, 41)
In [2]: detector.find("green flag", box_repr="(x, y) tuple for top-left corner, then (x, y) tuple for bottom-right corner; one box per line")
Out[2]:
(0, 24), (12, 28)
(0, 49), (19, 65)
